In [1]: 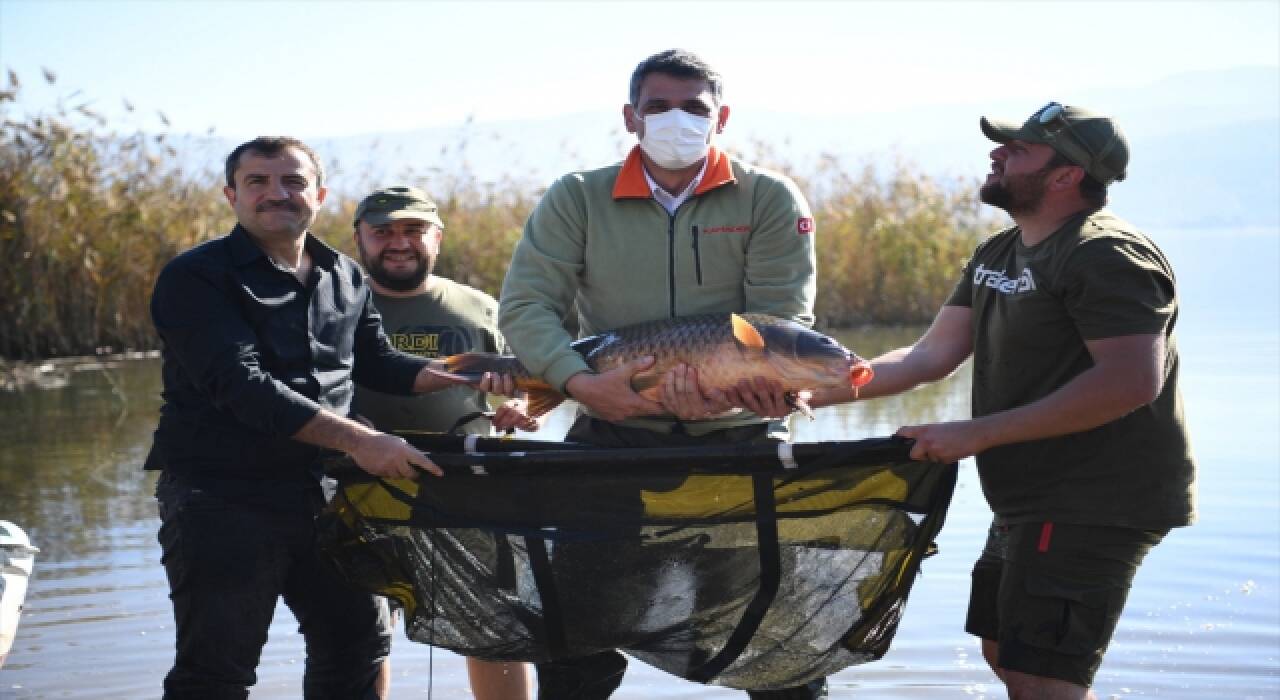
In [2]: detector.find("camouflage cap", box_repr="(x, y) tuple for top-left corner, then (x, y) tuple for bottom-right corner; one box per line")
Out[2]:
(353, 186), (444, 228)
(980, 102), (1129, 185)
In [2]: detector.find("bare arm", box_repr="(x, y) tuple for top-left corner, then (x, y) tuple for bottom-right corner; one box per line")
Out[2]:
(809, 305), (975, 409)
(900, 333), (1166, 462)
(294, 410), (441, 479)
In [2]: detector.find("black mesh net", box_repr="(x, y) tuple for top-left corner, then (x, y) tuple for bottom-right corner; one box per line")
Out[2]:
(317, 434), (955, 691)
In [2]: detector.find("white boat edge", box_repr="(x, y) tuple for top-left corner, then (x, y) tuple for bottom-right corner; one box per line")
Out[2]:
(0, 519), (39, 670)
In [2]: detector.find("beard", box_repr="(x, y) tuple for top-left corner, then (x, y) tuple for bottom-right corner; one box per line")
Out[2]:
(357, 239), (432, 292)
(979, 165), (1053, 216)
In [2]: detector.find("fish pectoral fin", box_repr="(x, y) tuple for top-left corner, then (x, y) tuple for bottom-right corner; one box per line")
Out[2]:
(525, 388), (566, 417)
(731, 313), (766, 350)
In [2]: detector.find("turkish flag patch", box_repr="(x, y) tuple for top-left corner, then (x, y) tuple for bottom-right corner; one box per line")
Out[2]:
(797, 217), (815, 235)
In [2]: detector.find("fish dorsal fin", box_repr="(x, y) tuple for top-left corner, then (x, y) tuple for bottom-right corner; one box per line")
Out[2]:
(731, 313), (765, 350)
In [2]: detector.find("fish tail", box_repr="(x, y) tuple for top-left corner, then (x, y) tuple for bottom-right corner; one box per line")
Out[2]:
(525, 388), (566, 418)
(440, 353), (527, 379)
(439, 354), (562, 412)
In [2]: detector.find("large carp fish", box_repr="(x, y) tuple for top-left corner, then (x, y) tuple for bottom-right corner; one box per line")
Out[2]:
(428, 313), (873, 417)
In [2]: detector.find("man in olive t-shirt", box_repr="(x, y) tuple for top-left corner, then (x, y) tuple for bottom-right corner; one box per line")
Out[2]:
(355, 275), (507, 435)
(811, 104), (1195, 699)
(350, 185), (539, 700)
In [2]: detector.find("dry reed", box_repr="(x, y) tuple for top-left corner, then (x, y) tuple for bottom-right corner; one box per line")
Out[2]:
(1, 74), (996, 360)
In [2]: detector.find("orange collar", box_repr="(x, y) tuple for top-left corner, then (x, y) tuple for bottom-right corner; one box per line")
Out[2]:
(612, 145), (736, 200)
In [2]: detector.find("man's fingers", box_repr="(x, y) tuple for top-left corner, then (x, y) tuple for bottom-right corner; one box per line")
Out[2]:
(894, 426), (932, 461)
(720, 383), (745, 408)
(660, 364), (705, 420)
(476, 372), (516, 397)
(492, 403), (539, 432)
(405, 449), (441, 477)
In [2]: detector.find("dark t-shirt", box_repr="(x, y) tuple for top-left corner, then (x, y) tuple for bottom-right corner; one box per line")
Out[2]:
(945, 210), (1196, 528)
(354, 278), (505, 435)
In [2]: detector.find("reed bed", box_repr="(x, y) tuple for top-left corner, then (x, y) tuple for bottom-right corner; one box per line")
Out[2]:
(1, 73), (996, 361)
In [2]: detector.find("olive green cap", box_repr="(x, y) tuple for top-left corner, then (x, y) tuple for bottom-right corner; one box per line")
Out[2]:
(980, 103), (1129, 185)
(354, 186), (444, 228)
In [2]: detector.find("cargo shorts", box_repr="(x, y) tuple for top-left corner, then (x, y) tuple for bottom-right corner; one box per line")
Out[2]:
(965, 518), (1166, 688)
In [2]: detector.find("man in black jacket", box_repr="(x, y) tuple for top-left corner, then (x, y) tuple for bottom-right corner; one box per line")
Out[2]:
(147, 136), (510, 699)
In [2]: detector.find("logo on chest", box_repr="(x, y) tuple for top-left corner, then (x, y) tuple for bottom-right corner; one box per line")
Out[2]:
(387, 326), (477, 357)
(702, 224), (751, 234)
(974, 263), (1037, 295)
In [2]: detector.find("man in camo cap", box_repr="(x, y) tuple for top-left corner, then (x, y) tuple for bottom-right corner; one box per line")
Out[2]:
(351, 185), (538, 700)
(812, 103), (1196, 699)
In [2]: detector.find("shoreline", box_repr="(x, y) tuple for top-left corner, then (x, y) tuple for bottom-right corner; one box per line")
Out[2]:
(0, 350), (161, 392)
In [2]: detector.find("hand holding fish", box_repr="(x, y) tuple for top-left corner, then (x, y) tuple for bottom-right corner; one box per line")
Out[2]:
(660, 364), (736, 420)
(491, 394), (543, 432)
(713, 376), (810, 419)
(564, 355), (665, 422)
(475, 372), (520, 398)
(416, 366), (521, 396)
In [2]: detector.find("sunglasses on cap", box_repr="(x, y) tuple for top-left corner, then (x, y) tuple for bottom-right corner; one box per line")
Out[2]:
(1032, 101), (1101, 174)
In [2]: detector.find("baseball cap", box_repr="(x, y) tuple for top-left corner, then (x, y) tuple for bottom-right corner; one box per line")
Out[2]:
(980, 102), (1129, 185)
(353, 186), (444, 228)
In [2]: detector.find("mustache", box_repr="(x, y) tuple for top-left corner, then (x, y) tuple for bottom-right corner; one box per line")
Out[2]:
(379, 249), (419, 260)
(256, 200), (299, 213)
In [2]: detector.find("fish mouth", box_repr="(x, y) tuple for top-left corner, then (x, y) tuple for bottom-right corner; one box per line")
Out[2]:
(849, 361), (874, 388)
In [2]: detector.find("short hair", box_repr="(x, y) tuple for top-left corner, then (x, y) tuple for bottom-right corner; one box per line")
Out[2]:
(1044, 150), (1107, 209)
(224, 136), (325, 189)
(629, 49), (723, 106)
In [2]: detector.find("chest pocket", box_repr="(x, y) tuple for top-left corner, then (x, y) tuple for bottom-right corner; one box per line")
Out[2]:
(690, 224), (748, 289)
(238, 279), (307, 366)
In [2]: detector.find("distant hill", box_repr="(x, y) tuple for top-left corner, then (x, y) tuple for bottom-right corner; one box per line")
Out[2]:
(283, 66), (1279, 229)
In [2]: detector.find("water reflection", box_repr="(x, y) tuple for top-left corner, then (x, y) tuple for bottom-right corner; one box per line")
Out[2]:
(803, 326), (972, 440)
(0, 359), (161, 561)
(2, 314), (1277, 698)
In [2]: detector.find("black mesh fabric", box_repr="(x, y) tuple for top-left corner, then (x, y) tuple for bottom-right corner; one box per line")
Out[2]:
(317, 434), (955, 691)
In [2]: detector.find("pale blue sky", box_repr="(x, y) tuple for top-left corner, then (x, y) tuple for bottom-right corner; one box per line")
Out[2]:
(2, 0), (1276, 141)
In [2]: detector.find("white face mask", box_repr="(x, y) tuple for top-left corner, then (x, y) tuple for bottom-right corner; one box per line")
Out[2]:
(639, 109), (714, 170)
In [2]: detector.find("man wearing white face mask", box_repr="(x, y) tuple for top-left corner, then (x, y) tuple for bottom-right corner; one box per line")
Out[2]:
(500, 50), (823, 700)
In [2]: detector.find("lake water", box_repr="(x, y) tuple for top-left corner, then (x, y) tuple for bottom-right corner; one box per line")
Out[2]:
(1, 227), (1277, 699)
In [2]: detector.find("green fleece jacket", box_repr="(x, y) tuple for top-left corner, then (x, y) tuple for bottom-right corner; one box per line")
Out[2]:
(499, 146), (817, 433)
